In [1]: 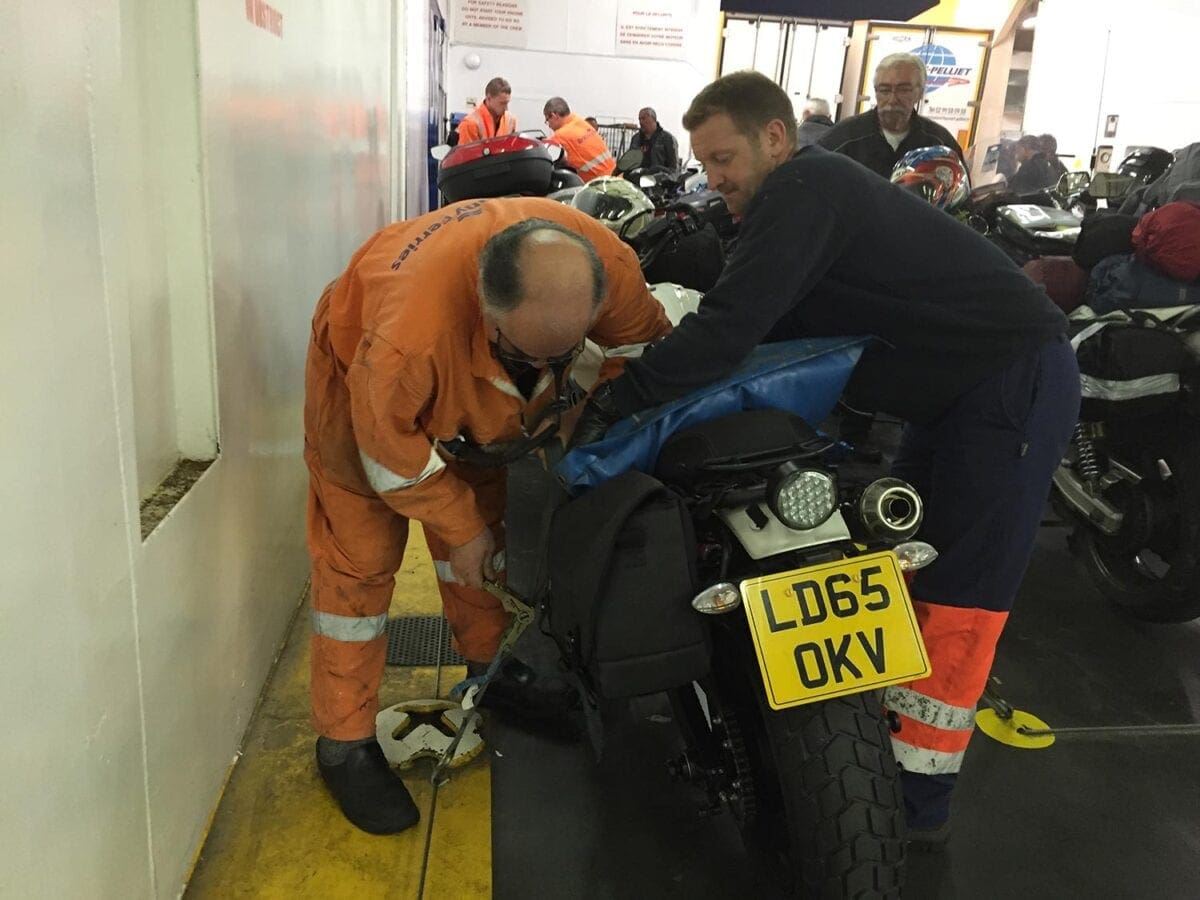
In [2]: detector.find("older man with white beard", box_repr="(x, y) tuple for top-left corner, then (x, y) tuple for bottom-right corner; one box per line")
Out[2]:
(819, 52), (964, 178)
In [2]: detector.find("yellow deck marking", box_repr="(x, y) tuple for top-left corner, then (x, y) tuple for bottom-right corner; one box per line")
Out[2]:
(976, 707), (1057, 749)
(186, 527), (492, 899)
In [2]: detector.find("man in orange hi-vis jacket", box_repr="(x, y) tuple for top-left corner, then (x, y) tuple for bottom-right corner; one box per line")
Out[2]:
(455, 76), (517, 144)
(303, 197), (670, 834)
(543, 96), (616, 182)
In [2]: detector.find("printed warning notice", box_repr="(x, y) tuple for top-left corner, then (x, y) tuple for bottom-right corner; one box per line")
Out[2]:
(457, 0), (528, 48)
(616, 0), (687, 59)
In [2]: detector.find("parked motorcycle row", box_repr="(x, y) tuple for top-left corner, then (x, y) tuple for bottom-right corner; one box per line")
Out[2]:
(428, 131), (1200, 896)
(966, 143), (1200, 624)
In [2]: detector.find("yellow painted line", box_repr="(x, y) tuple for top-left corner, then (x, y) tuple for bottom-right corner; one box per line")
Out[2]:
(186, 526), (493, 900)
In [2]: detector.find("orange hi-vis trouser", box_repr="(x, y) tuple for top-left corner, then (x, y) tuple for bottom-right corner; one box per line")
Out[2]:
(883, 601), (1008, 775)
(879, 337), (1078, 824)
(306, 455), (510, 741)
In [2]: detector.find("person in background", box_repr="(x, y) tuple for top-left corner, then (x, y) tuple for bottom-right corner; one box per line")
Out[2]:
(1008, 134), (1058, 193)
(456, 76), (518, 144)
(544, 97), (617, 182)
(796, 97), (833, 147)
(1040, 133), (1070, 182)
(585, 116), (600, 130)
(636, 107), (680, 172)
(304, 198), (670, 835)
(820, 53), (964, 177)
(820, 53), (966, 460)
(570, 71), (1080, 846)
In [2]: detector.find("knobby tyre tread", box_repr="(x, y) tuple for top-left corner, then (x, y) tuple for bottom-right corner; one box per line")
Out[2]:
(716, 632), (904, 899)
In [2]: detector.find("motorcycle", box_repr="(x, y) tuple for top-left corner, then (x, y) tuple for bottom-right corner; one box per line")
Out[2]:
(1051, 305), (1200, 623)
(965, 151), (1200, 622)
(506, 337), (938, 896)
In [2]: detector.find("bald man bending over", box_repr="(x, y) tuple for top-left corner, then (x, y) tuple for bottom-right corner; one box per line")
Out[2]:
(303, 198), (671, 834)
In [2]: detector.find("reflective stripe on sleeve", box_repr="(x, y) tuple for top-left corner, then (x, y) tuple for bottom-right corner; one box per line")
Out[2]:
(602, 342), (652, 359)
(884, 685), (977, 732)
(489, 377), (524, 400)
(359, 446), (445, 494)
(311, 610), (388, 642)
(434, 551), (506, 586)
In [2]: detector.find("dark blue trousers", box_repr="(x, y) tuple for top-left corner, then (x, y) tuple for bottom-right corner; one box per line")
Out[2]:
(889, 335), (1080, 828)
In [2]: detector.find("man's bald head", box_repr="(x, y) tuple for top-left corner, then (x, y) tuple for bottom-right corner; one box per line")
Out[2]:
(478, 218), (607, 360)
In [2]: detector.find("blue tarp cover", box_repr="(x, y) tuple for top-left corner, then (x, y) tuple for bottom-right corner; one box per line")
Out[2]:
(556, 336), (868, 492)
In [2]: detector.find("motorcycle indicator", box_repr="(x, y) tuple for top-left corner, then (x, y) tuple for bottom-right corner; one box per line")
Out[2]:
(739, 551), (930, 709)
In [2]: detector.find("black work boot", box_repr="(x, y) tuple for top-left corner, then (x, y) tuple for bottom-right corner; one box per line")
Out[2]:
(466, 657), (580, 734)
(316, 737), (420, 835)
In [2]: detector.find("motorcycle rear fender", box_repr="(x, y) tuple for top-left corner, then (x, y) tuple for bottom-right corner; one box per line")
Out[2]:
(717, 505), (852, 560)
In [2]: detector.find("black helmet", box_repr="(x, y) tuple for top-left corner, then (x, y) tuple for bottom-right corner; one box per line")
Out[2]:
(1117, 147), (1174, 186)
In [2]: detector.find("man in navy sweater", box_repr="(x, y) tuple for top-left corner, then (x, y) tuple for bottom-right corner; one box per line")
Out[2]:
(572, 71), (1079, 845)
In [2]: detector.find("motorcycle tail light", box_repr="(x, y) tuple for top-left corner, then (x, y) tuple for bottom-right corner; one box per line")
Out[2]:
(692, 582), (741, 615)
(768, 463), (836, 530)
(893, 541), (938, 572)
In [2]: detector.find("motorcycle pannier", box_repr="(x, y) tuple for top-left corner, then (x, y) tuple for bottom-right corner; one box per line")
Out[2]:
(1073, 315), (1199, 421)
(547, 470), (710, 699)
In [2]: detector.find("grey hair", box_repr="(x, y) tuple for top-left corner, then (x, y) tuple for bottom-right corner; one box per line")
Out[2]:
(543, 96), (570, 117)
(803, 97), (830, 117)
(478, 218), (607, 312)
(875, 52), (927, 92)
(638, 107), (658, 120)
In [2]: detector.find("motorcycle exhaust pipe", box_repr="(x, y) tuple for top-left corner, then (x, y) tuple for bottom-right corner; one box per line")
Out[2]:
(852, 477), (923, 542)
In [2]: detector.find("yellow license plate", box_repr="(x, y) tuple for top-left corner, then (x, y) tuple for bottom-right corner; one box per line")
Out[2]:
(740, 551), (930, 709)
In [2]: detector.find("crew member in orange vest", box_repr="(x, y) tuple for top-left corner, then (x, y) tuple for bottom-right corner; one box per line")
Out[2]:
(543, 96), (616, 182)
(455, 76), (518, 144)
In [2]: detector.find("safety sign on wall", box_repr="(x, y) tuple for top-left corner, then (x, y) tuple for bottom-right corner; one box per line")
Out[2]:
(455, 0), (529, 49)
(616, 0), (689, 60)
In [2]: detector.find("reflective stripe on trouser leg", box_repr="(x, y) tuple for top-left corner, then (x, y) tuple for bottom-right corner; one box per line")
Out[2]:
(306, 471), (409, 741)
(884, 600), (1009, 775)
(425, 528), (510, 663)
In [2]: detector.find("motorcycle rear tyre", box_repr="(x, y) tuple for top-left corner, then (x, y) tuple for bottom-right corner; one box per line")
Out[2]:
(1072, 434), (1200, 623)
(1076, 526), (1200, 623)
(714, 637), (905, 898)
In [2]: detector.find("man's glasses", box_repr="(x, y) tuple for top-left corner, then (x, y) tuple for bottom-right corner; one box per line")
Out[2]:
(493, 326), (584, 369)
(875, 83), (919, 99)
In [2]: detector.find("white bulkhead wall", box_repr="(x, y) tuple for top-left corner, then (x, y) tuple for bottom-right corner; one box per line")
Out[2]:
(1, 0), (400, 894)
(444, 0), (724, 161)
(1024, 0), (1200, 166)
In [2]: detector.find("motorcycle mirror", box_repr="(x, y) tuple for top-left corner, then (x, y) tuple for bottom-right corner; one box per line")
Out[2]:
(430, 144), (451, 161)
(615, 147), (644, 173)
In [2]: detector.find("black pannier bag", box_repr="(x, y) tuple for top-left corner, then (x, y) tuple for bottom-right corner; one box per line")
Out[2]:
(1071, 212), (1139, 270)
(1072, 313), (1199, 421)
(547, 470), (710, 699)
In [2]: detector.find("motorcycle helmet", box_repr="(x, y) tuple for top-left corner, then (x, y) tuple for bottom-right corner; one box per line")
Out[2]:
(570, 176), (654, 239)
(889, 145), (970, 212)
(1116, 146), (1174, 186)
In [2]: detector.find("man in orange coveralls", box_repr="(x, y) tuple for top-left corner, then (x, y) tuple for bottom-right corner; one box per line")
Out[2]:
(304, 196), (671, 834)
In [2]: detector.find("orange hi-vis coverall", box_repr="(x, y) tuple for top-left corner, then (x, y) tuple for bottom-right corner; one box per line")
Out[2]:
(456, 101), (517, 144)
(547, 113), (616, 182)
(303, 197), (671, 740)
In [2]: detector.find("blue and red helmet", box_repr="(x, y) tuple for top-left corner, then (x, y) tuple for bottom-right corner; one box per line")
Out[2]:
(890, 145), (970, 212)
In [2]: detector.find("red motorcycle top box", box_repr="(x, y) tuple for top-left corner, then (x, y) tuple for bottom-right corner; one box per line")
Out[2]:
(438, 134), (554, 203)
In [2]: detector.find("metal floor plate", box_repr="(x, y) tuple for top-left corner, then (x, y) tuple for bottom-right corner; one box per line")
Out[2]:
(385, 615), (465, 667)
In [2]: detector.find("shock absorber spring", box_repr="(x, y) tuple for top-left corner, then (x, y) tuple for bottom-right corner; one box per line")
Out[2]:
(1073, 422), (1102, 481)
